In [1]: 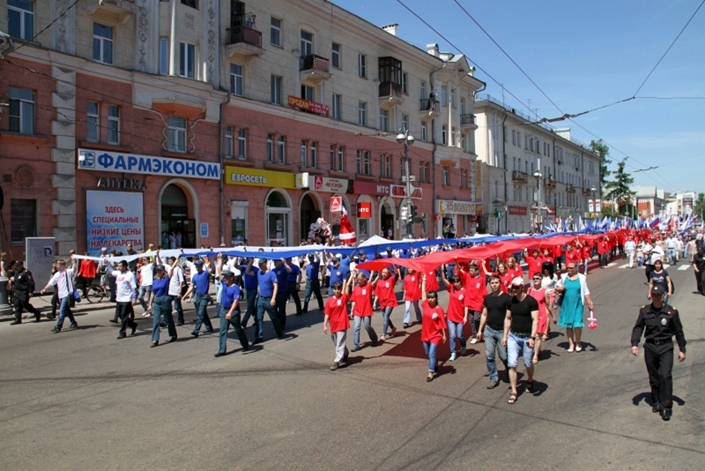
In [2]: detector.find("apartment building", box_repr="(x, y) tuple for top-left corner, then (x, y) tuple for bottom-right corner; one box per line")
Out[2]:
(475, 96), (601, 233)
(0, 0), (484, 255)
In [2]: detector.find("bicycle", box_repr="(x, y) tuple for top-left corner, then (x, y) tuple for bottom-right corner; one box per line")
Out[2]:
(84, 274), (110, 303)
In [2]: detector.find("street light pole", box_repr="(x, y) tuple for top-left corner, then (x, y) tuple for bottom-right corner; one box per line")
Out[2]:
(396, 129), (415, 239)
(534, 158), (543, 233)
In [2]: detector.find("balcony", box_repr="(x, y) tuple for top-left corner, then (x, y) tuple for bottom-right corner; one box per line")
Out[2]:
(225, 26), (263, 62)
(379, 82), (404, 110)
(544, 177), (556, 189)
(567, 184), (576, 193)
(512, 170), (528, 183)
(419, 99), (441, 119)
(460, 114), (477, 132)
(300, 54), (331, 86)
(88, 0), (135, 26)
(582, 187), (592, 196)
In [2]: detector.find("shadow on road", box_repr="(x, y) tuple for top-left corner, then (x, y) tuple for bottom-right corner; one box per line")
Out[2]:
(632, 392), (686, 408)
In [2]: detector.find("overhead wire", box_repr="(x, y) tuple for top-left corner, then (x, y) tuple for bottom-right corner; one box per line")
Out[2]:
(11, 0), (81, 54)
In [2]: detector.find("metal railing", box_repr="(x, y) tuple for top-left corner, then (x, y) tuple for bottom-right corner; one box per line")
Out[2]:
(226, 25), (262, 48)
(419, 99), (440, 112)
(300, 54), (329, 73)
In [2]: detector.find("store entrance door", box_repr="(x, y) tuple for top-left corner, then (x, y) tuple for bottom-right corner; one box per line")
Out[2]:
(380, 202), (395, 239)
(161, 184), (195, 248)
(300, 193), (321, 242)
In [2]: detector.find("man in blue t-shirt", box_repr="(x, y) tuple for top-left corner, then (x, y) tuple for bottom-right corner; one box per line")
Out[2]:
(327, 258), (344, 296)
(215, 269), (249, 357)
(240, 258), (259, 329)
(273, 258), (290, 329)
(303, 253), (324, 313)
(285, 258), (302, 316)
(246, 258), (284, 343)
(183, 260), (213, 337)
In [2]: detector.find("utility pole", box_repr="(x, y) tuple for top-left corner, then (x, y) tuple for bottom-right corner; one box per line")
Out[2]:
(396, 129), (415, 239)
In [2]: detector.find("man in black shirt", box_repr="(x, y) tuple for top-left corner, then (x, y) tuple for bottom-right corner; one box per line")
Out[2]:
(502, 277), (539, 404)
(478, 276), (512, 389)
(631, 285), (686, 421)
(8, 260), (42, 324)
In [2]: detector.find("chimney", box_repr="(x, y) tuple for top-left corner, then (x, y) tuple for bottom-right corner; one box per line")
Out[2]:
(554, 128), (571, 140)
(426, 43), (439, 57)
(382, 24), (398, 36)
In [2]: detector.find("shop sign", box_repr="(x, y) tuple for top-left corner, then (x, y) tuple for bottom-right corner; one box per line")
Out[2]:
(225, 166), (296, 189)
(97, 176), (146, 190)
(288, 96), (330, 117)
(295, 173), (351, 193)
(389, 184), (422, 199)
(78, 148), (220, 180)
(352, 180), (389, 196)
(86, 190), (144, 256)
(330, 196), (342, 212)
(475, 204), (483, 216)
(508, 205), (528, 216)
(357, 202), (371, 219)
(437, 199), (477, 215)
(588, 199), (594, 213)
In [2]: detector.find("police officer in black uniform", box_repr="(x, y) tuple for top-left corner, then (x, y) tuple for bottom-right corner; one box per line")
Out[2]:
(631, 284), (686, 421)
(9, 260), (42, 324)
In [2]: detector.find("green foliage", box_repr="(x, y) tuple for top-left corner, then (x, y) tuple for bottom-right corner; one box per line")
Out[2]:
(695, 192), (705, 218)
(590, 139), (611, 188)
(603, 157), (635, 216)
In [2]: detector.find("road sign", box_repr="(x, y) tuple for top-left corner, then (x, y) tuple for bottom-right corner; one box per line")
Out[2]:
(400, 205), (408, 220)
(401, 175), (416, 182)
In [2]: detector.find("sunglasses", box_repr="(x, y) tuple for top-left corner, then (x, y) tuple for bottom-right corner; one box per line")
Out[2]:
(568, 266), (577, 269)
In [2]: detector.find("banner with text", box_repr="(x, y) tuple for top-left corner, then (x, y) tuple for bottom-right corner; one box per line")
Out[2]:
(78, 149), (220, 180)
(86, 190), (144, 256)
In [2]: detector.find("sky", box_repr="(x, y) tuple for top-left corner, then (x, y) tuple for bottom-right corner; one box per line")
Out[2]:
(333, 0), (705, 195)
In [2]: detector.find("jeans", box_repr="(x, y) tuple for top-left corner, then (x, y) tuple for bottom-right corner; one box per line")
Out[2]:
(138, 285), (152, 312)
(353, 316), (378, 348)
(668, 248), (677, 265)
(484, 326), (507, 382)
(582, 258), (589, 274)
(381, 306), (395, 337)
(256, 296), (284, 340)
(151, 295), (176, 342)
(423, 341), (439, 373)
(447, 320), (466, 354)
(275, 291), (288, 330)
(599, 254), (608, 267)
(403, 300), (421, 324)
(507, 332), (535, 369)
(193, 294), (213, 333)
(287, 281), (302, 315)
(303, 279), (323, 311)
(55, 296), (76, 329)
(468, 310), (481, 338)
(241, 287), (258, 327)
(172, 296), (184, 324)
(218, 308), (249, 353)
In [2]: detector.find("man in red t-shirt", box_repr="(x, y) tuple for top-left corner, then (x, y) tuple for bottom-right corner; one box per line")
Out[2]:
(402, 269), (422, 327)
(506, 255), (524, 279)
(324, 280), (350, 370)
(421, 275), (447, 382)
(460, 263), (486, 343)
(349, 271), (378, 351)
(78, 255), (98, 298)
(373, 268), (398, 341)
(524, 248), (544, 280)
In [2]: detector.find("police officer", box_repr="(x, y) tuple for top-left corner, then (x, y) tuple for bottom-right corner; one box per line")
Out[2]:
(631, 284), (686, 421)
(9, 260), (41, 324)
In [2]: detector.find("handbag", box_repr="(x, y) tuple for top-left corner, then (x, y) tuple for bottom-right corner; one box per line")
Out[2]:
(73, 289), (82, 303)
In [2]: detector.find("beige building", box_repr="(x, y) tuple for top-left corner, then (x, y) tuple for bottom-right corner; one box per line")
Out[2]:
(475, 96), (601, 234)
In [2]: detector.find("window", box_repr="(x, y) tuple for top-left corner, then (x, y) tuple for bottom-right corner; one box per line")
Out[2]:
(358, 54), (366, 78)
(230, 64), (243, 96)
(300, 140), (308, 167)
(420, 121), (427, 142)
(181, 0), (198, 8)
(107, 105), (120, 145)
(356, 150), (371, 175)
(381, 154), (392, 178)
(450, 88), (456, 108)
(179, 42), (195, 78)
(379, 109), (388, 132)
(517, 132), (521, 146)
(460, 169), (468, 188)
(460, 97), (465, 115)
(332, 43), (341, 68)
(442, 166), (450, 186)
(419, 161), (430, 183)
(402, 73), (408, 94)
(337, 147), (345, 172)
(267, 134), (274, 162)
(300, 30), (313, 56)
(310, 142), (317, 168)
(238, 129), (247, 158)
(93, 23), (113, 64)
(11, 199), (37, 244)
(358, 101), (366, 126)
(441, 125), (447, 145)
(512, 130), (516, 145)
(167, 116), (186, 153)
(270, 75), (282, 105)
(330, 146), (345, 172)
(332, 94), (341, 120)
(224, 126), (233, 157)
(231, 201), (248, 244)
(401, 114), (409, 132)
(270, 17), (282, 46)
(441, 86), (447, 106)
(301, 85), (314, 101)
(451, 127), (457, 146)
(420, 81), (426, 101)
(277, 136), (286, 163)
(159, 38), (169, 75)
(8, 87), (34, 135)
(8, 0), (34, 40)
(86, 101), (99, 142)
(329, 145), (336, 170)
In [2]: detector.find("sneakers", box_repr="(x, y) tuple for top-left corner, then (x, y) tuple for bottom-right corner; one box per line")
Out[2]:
(330, 362), (340, 371)
(10, 320), (21, 325)
(351, 346), (360, 352)
(469, 337), (478, 344)
(449, 352), (457, 362)
(68, 324), (78, 330)
(391, 327), (397, 337)
(51, 326), (61, 334)
(403, 323), (410, 328)
(460, 346), (467, 356)
(487, 380), (500, 389)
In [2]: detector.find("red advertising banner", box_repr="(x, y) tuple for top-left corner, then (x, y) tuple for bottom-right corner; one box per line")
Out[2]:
(508, 205), (528, 216)
(288, 96), (330, 117)
(352, 180), (389, 196)
(389, 184), (423, 199)
(330, 196), (342, 212)
(357, 202), (372, 219)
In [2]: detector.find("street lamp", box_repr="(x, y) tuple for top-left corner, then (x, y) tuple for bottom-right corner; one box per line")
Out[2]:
(492, 199), (505, 235)
(533, 168), (543, 233)
(396, 129), (415, 239)
(590, 187), (596, 218)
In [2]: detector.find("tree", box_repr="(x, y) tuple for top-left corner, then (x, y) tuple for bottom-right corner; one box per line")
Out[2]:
(589, 139), (611, 188)
(695, 192), (705, 220)
(603, 157), (635, 216)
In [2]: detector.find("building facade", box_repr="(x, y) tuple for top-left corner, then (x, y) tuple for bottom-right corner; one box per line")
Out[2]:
(0, 0), (484, 257)
(474, 96), (602, 234)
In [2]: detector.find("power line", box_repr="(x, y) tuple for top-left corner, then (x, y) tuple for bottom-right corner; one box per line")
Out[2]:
(633, 0), (705, 96)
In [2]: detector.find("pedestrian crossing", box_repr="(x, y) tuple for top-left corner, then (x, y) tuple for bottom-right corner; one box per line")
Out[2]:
(678, 264), (691, 271)
(617, 263), (685, 270)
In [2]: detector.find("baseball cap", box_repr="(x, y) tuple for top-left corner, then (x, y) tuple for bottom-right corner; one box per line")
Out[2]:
(650, 285), (666, 296)
(510, 277), (525, 287)
(155, 265), (165, 272)
(222, 270), (235, 277)
(257, 258), (268, 265)
(194, 260), (204, 267)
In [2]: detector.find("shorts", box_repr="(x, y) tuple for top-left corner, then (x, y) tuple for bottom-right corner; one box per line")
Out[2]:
(507, 332), (535, 369)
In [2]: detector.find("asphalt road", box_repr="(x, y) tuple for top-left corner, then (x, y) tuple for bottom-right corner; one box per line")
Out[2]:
(1, 261), (703, 471)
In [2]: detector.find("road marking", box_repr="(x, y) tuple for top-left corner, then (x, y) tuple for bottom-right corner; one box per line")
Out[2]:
(607, 262), (618, 267)
(618, 263), (629, 269)
(678, 264), (690, 271)
(663, 264), (670, 269)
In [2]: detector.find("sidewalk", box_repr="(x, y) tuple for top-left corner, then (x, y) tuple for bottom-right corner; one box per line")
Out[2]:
(0, 292), (115, 322)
